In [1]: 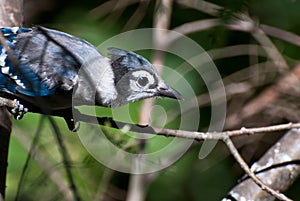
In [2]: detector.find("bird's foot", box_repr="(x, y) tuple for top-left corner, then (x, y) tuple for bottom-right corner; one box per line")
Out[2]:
(11, 99), (28, 120)
(64, 117), (80, 132)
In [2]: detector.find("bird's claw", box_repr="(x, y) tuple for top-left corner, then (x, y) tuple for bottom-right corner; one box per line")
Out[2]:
(11, 99), (28, 120)
(64, 116), (80, 132)
(71, 121), (80, 132)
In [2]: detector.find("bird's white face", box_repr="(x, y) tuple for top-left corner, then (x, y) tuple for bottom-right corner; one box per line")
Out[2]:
(130, 70), (156, 90)
(108, 48), (183, 107)
(127, 70), (159, 102)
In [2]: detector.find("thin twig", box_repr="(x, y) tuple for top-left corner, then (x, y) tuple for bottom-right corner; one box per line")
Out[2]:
(176, 0), (295, 52)
(153, 122), (300, 140)
(175, 1), (289, 71)
(75, 112), (299, 200)
(176, 0), (221, 16)
(260, 24), (300, 47)
(1, 97), (298, 200)
(171, 17), (289, 72)
(170, 18), (219, 42)
(222, 136), (292, 201)
(251, 26), (289, 72)
(165, 46), (272, 123)
(73, 109), (300, 140)
(225, 129), (300, 201)
(89, 0), (140, 19)
(229, 17), (289, 71)
(0, 94), (299, 140)
(122, 0), (151, 31)
(3, 98), (300, 200)
(226, 62), (300, 128)
(0, 92), (299, 140)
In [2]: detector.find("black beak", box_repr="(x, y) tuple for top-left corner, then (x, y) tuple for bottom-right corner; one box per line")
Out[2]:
(156, 86), (184, 100)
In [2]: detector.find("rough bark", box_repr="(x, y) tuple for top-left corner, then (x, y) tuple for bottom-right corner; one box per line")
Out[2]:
(225, 129), (300, 201)
(0, 0), (23, 198)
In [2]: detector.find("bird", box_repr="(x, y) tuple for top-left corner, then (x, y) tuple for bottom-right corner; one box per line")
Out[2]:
(0, 26), (183, 130)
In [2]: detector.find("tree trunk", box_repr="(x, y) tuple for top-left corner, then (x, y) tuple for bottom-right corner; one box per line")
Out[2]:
(0, 0), (23, 198)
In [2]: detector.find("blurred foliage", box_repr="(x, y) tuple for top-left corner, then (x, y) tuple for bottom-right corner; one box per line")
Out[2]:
(6, 0), (300, 200)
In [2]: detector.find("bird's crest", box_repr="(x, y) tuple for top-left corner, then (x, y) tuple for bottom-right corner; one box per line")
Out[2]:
(108, 47), (153, 70)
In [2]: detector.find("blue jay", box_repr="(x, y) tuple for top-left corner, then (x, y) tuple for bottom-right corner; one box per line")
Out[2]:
(0, 26), (182, 129)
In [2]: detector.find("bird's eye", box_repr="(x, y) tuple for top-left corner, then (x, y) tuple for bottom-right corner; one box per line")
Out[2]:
(137, 76), (149, 87)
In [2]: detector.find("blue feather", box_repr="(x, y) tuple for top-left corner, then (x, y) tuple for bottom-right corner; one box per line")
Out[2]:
(0, 27), (81, 96)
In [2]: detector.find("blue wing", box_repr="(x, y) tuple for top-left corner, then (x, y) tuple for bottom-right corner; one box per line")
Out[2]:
(0, 27), (46, 96)
(0, 27), (99, 97)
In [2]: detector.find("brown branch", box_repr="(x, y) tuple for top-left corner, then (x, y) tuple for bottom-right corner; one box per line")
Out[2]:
(1, 96), (299, 200)
(250, 27), (289, 72)
(176, 0), (221, 16)
(153, 122), (300, 140)
(260, 24), (300, 47)
(223, 136), (293, 201)
(165, 46), (271, 121)
(122, 0), (151, 31)
(176, 0), (300, 51)
(0, 97), (17, 108)
(170, 18), (219, 42)
(84, 113), (300, 200)
(0, 0), (23, 26)
(225, 129), (300, 201)
(89, 0), (140, 19)
(175, 1), (289, 71)
(226, 62), (300, 128)
(170, 17), (289, 72)
(1, 96), (300, 140)
(0, 107), (11, 199)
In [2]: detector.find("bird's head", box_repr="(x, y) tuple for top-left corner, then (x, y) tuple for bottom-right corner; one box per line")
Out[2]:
(108, 48), (183, 108)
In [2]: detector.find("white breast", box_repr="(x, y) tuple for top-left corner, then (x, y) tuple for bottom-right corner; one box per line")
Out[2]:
(73, 54), (117, 106)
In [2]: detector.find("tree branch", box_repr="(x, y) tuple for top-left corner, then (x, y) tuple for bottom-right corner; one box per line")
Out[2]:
(0, 0), (23, 26)
(226, 62), (300, 128)
(224, 129), (300, 201)
(0, 107), (11, 199)
(1, 95), (300, 200)
(1, 97), (300, 139)
(175, 0), (289, 72)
